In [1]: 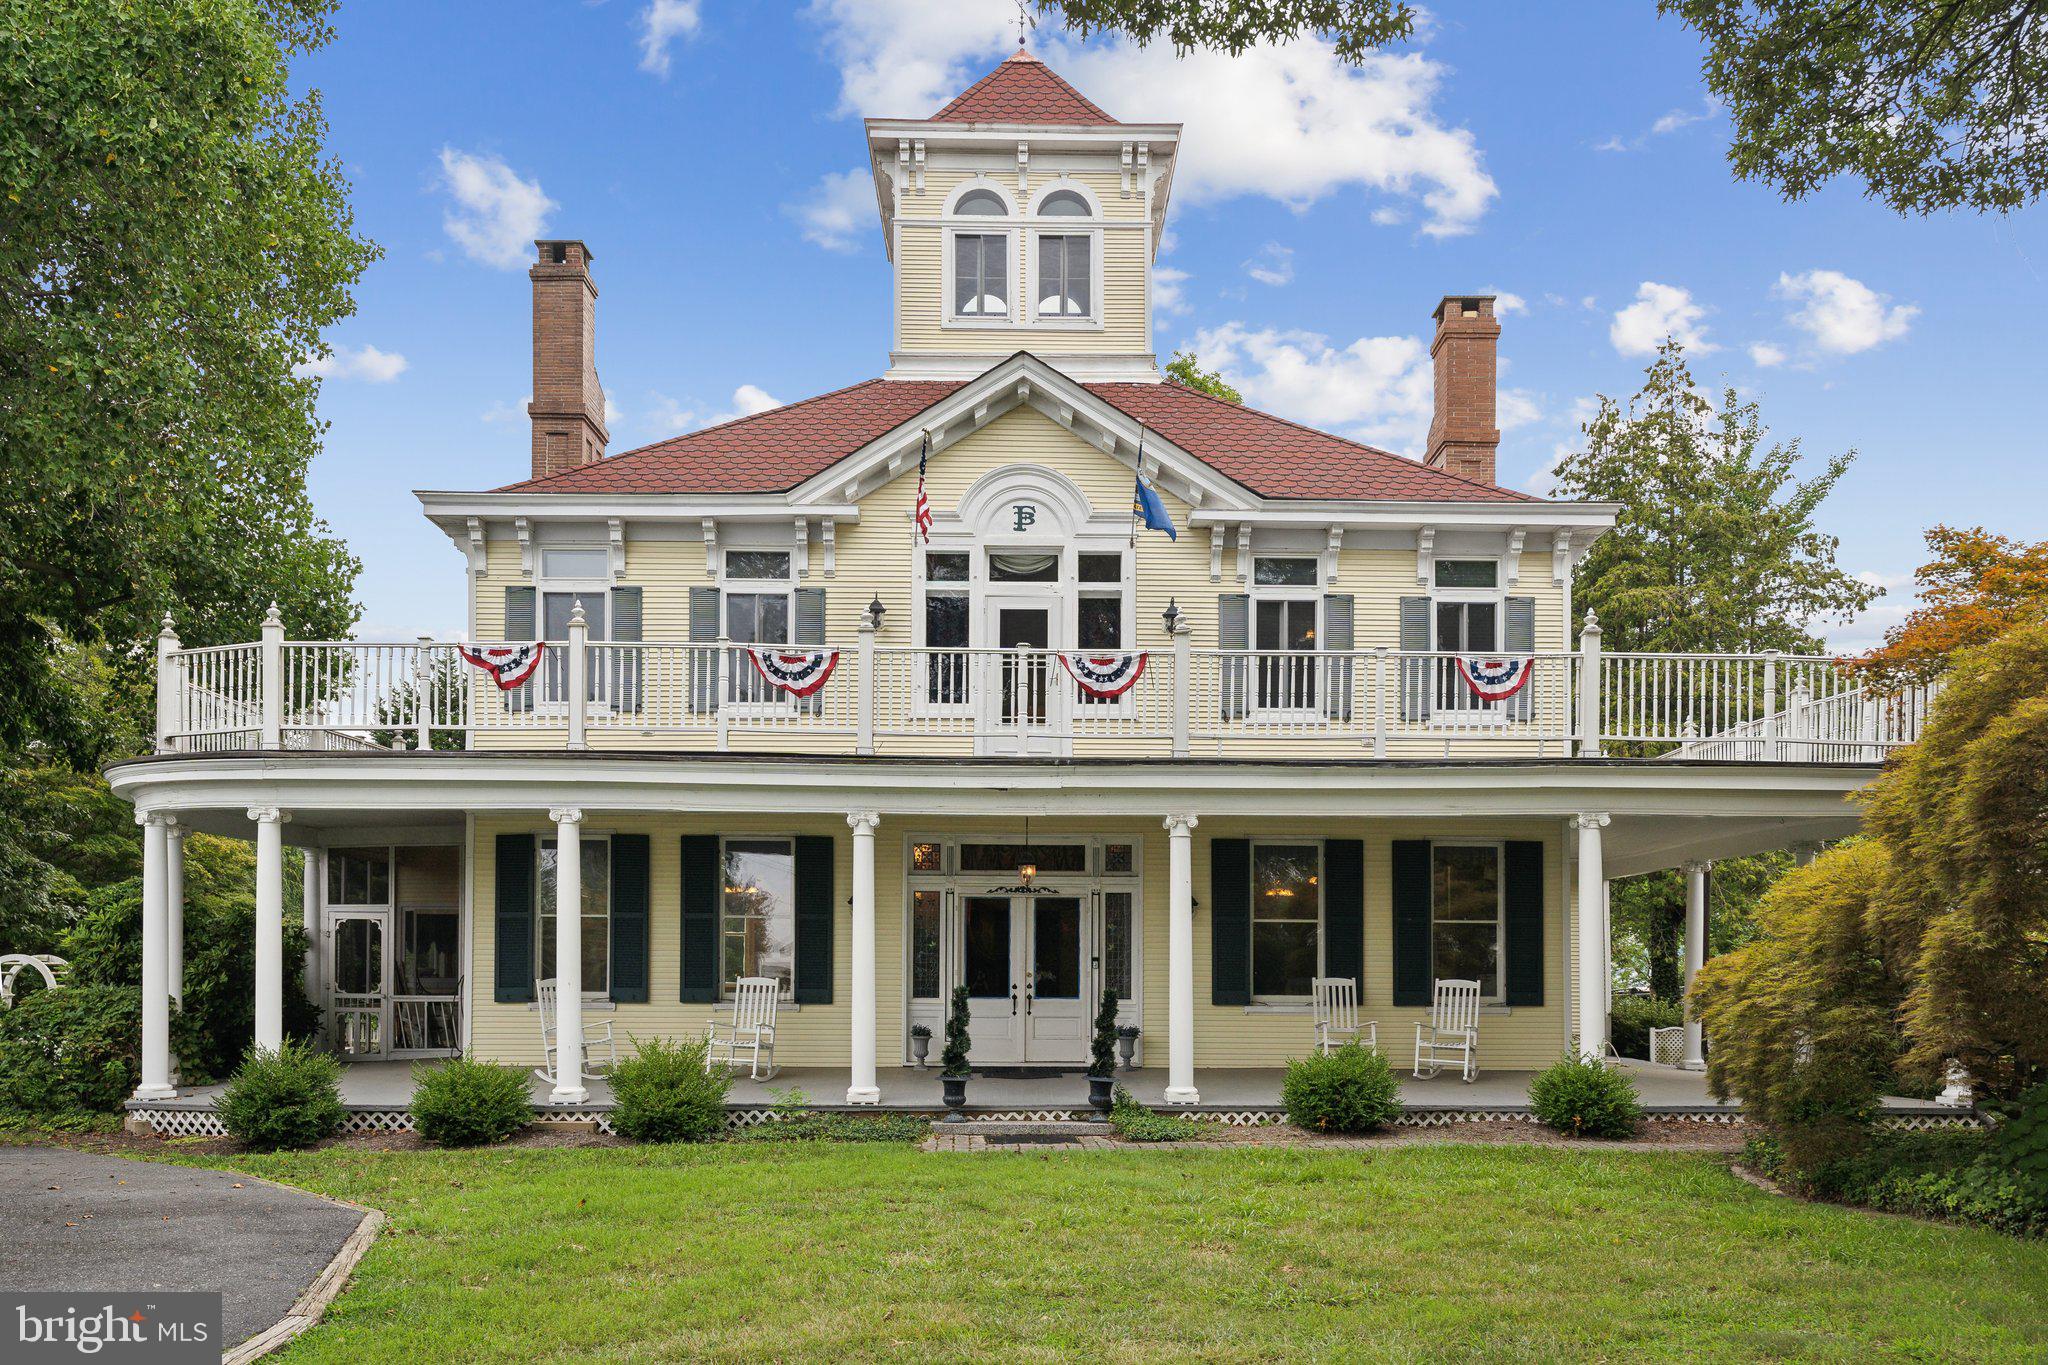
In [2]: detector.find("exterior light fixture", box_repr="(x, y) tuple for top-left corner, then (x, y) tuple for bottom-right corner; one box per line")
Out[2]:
(1018, 814), (1036, 887)
(866, 595), (887, 628)
(1161, 597), (1181, 634)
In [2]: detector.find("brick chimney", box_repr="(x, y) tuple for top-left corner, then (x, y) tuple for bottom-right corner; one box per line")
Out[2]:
(1424, 294), (1501, 485)
(528, 239), (608, 480)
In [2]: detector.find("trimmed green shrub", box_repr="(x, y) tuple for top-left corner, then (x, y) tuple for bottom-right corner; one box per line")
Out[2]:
(941, 984), (971, 1077)
(610, 1036), (729, 1143)
(410, 1056), (531, 1147)
(0, 985), (140, 1119)
(217, 1041), (344, 1150)
(1529, 1055), (1643, 1139)
(1090, 986), (1118, 1078)
(1748, 1129), (2048, 1238)
(1281, 1043), (1402, 1133)
(1610, 995), (1685, 1060)
(1109, 1085), (1204, 1142)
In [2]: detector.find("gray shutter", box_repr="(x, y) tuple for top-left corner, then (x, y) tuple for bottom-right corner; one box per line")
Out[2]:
(1505, 595), (1536, 721)
(1504, 841), (1543, 1007)
(688, 585), (720, 714)
(1391, 839), (1431, 1006)
(609, 834), (649, 1003)
(793, 834), (834, 1005)
(504, 586), (536, 713)
(1323, 593), (1354, 721)
(493, 834), (535, 1002)
(679, 834), (719, 1002)
(1210, 838), (1251, 1006)
(1323, 839), (1364, 991)
(610, 586), (643, 714)
(1398, 596), (1432, 722)
(1217, 594), (1250, 720)
(795, 587), (827, 715)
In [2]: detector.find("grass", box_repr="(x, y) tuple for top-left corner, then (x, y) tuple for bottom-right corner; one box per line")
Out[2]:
(153, 1142), (2048, 1362)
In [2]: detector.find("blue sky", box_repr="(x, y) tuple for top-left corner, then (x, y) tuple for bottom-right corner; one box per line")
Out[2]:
(294, 0), (2047, 649)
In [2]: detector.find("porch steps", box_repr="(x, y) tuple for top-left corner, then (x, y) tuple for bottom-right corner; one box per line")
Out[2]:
(945, 1119), (1107, 1138)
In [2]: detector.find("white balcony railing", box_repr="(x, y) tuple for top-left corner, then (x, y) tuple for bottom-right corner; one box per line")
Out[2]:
(151, 606), (1933, 762)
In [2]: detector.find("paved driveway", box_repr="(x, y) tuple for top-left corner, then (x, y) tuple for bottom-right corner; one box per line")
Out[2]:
(0, 1147), (365, 1349)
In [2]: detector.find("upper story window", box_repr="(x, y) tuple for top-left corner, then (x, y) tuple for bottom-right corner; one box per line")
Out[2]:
(1037, 189), (1091, 217)
(955, 188), (1008, 216)
(1036, 234), (1092, 317)
(953, 234), (1009, 317)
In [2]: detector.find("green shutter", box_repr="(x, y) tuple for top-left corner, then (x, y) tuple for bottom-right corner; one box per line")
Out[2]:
(688, 585), (721, 714)
(1505, 596), (1536, 721)
(679, 834), (719, 1002)
(610, 586), (643, 714)
(1323, 594), (1354, 721)
(1504, 840), (1544, 1007)
(493, 833), (535, 1003)
(1323, 839), (1364, 990)
(1210, 838), (1251, 1006)
(793, 834), (834, 1005)
(795, 588), (827, 715)
(1398, 597), (1431, 722)
(1217, 594), (1250, 720)
(609, 834), (649, 1003)
(504, 587), (537, 713)
(1391, 839), (1431, 1006)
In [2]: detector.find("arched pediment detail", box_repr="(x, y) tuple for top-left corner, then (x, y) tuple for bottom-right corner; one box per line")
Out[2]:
(955, 463), (1095, 540)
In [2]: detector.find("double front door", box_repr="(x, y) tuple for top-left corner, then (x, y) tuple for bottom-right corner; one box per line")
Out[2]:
(960, 892), (1089, 1064)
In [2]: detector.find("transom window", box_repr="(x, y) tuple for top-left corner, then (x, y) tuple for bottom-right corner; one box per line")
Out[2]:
(1036, 234), (1092, 317)
(1254, 557), (1318, 586)
(721, 838), (795, 999)
(1432, 844), (1503, 999)
(1038, 189), (1090, 216)
(724, 551), (792, 702)
(1252, 843), (1320, 1000)
(955, 188), (1009, 216)
(538, 837), (610, 994)
(953, 233), (1008, 317)
(326, 848), (390, 905)
(1434, 559), (1498, 589)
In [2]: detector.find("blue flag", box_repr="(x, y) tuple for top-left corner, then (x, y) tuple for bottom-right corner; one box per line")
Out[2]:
(1132, 474), (1177, 540)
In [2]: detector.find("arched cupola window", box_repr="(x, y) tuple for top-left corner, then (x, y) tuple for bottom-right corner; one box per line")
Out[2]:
(955, 188), (1010, 217)
(1037, 189), (1091, 217)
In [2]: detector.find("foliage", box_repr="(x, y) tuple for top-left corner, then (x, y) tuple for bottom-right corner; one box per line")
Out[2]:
(1609, 996), (1684, 1060)
(409, 1056), (531, 1147)
(1108, 1085), (1206, 1141)
(1162, 349), (1243, 403)
(1280, 1043), (1401, 1133)
(0, 764), (140, 956)
(1666, 0), (2048, 215)
(941, 984), (971, 1076)
(1994, 1080), (2048, 1201)
(1090, 986), (1119, 1077)
(0, 984), (140, 1118)
(1609, 852), (1790, 1002)
(1854, 525), (2048, 689)
(610, 1036), (730, 1143)
(1554, 342), (1875, 657)
(369, 653), (471, 751)
(1529, 1056), (1644, 1139)
(727, 1113), (930, 1144)
(216, 1040), (344, 1150)
(0, 0), (371, 764)
(1038, 0), (1411, 61)
(1746, 1130), (2048, 1238)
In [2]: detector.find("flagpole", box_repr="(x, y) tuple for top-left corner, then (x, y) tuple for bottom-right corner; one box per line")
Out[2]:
(1130, 427), (1144, 549)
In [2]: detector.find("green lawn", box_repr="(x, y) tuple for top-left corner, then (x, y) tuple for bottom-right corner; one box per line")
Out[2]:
(165, 1141), (2047, 1362)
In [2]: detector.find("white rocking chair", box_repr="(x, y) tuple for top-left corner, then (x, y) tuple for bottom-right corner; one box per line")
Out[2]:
(1413, 978), (1481, 1082)
(705, 976), (780, 1081)
(1312, 977), (1375, 1054)
(534, 978), (617, 1085)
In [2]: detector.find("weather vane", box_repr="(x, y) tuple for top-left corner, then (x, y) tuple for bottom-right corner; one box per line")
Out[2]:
(1016, 0), (1031, 49)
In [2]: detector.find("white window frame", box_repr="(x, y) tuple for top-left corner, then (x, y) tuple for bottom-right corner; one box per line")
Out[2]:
(1026, 181), (1105, 330)
(719, 548), (798, 717)
(718, 833), (799, 1003)
(534, 548), (612, 717)
(912, 548), (976, 718)
(537, 832), (613, 1003)
(941, 179), (1018, 329)
(1249, 839), (1323, 1006)
(1429, 557), (1509, 724)
(1248, 556), (1323, 720)
(1429, 839), (1507, 1004)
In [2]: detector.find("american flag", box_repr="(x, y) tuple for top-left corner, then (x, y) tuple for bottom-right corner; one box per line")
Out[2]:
(913, 431), (933, 543)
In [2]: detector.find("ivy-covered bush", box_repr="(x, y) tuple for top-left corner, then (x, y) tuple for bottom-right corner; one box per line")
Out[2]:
(0, 985), (141, 1119)
(1747, 1129), (2048, 1238)
(610, 1037), (730, 1143)
(1610, 996), (1685, 1060)
(1108, 1086), (1204, 1142)
(410, 1056), (531, 1147)
(1529, 1055), (1643, 1139)
(1280, 1043), (1402, 1133)
(217, 1041), (344, 1150)
(1994, 1079), (2048, 1203)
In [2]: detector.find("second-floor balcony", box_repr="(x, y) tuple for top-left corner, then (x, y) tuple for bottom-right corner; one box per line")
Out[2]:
(153, 610), (1933, 763)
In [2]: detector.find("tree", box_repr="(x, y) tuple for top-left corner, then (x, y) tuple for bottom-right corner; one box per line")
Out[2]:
(1039, 0), (1413, 62)
(0, 0), (371, 765)
(1164, 349), (1243, 403)
(1665, 0), (2048, 215)
(1854, 525), (2048, 689)
(1610, 851), (1790, 999)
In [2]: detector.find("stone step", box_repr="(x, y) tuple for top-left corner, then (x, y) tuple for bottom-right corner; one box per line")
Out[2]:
(955, 1119), (1108, 1139)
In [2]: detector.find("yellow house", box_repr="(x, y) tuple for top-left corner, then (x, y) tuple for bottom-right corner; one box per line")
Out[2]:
(112, 53), (1917, 1125)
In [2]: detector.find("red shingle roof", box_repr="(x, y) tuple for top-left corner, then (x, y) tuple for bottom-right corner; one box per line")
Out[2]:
(496, 373), (1537, 504)
(929, 50), (1121, 126)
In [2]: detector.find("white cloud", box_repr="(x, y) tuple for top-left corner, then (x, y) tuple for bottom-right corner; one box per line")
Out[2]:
(637, 0), (701, 77)
(646, 392), (696, 433)
(435, 149), (556, 270)
(709, 384), (782, 426)
(1191, 322), (1435, 452)
(481, 395), (530, 426)
(789, 168), (876, 252)
(1369, 206), (1407, 226)
(1498, 388), (1543, 430)
(1748, 341), (1788, 368)
(1484, 289), (1527, 316)
(1244, 243), (1294, 287)
(296, 343), (408, 383)
(1152, 265), (1191, 316)
(1598, 96), (1722, 152)
(805, 4), (1497, 236)
(1774, 269), (1918, 355)
(1609, 281), (1715, 357)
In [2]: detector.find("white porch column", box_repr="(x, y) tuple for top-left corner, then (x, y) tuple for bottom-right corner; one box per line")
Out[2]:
(134, 813), (176, 1100)
(1573, 812), (1611, 1061)
(166, 824), (186, 1009)
(846, 812), (882, 1105)
(1682, 860), (1710, 1070)
(549, 807), (588, 1103)
(250, 807), (287, 1053)
(1163, 813), (1200, 1104)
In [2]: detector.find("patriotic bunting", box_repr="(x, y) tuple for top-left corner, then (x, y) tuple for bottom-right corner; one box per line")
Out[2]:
(1453, 656), (1536, 702)
(1057, 651), (1149, 699)
(457, 643), (546, 691)
(746, 647), (841, 698)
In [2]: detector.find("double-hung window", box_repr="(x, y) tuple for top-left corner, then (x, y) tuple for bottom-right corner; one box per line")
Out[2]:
(1252, 557), (1319, 711)
(923, 551), (969, 704)
(950, 189), (1011, 321)
(1431, 843), (1503, 999)
(1251, 842), (1320, 1000)
(1036, 234), (1091, 318)
(724, 550), (792, 704)
(1432, 559), (1500, 713)
(1075, 552), (1125, 707)
(537, 548), (610, 704)
(720, 837), (796, 999)
(537, 836), (610, 996)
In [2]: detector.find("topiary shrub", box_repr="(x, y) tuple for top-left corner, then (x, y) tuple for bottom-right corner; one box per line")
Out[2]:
(217, 1040), (344, 1150)
(1609, 995), (1685, 1060)
(1089, 986), (1118, 1078)
(0, 985), (141, 1119)
(1529, 1054), (1643, 1139)
(1281, 1043), (1402, 1133)
(610, 1036), (730, 1143)
(940, 984), (971, 1077)
(409, 1055), (531, 1147)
